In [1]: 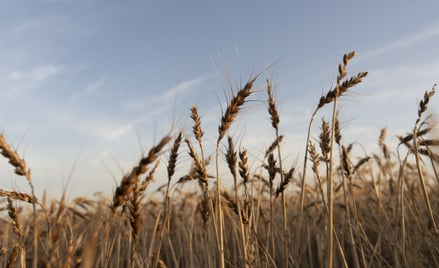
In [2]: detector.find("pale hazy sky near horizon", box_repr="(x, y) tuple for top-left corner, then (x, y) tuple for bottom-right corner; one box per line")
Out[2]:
(1, 1), (438, 199)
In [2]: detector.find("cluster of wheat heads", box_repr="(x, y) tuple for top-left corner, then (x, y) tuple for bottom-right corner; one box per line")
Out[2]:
(0, 52), (439, 268)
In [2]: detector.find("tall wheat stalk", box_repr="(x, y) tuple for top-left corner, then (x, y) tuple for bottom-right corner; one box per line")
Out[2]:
(412, 85), (438, 233)
(217, 75), (259, 268)
(266, 79), (290, 267)
(154, 132), (182, 268)
(295, 52), (367, 267)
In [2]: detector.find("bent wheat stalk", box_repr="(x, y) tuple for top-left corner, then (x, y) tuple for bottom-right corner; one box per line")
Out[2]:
(0, 133), (39, 268)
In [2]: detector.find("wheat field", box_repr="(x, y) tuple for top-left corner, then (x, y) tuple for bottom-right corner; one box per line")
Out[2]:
(1, 52), (438, 268)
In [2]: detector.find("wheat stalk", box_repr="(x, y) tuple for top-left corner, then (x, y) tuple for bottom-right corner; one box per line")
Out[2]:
(112, 135), (171, 211)
(266, 79), (290, 266)
(7, 198), (25, 268)
(412, 84), (438, 233)
(0, 133), (38, 268)
(216, 75), (260, 268)
(295, 51), (367, 267)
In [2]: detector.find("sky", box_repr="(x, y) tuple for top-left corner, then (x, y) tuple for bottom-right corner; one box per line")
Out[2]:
(0, 1), (438, 199)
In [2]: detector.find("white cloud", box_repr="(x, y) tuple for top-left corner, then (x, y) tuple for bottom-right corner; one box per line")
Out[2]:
(10, 64), (61, 82)
(9, 72), (25, 80)
(32, 65), (60, 81)
(75, 119), (135, 141)
(71, 78), (106, 100)
(163, 75), (210, 99)
(364, 60), (439, 102)
(8, 17), (53, 35)
(123, 74), (210, 112)
(84, 78), (105, 94)
(362, 21), (439, 60)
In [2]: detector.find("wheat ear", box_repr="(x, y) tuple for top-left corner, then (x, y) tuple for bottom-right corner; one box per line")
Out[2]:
(112, 135), (171, 212)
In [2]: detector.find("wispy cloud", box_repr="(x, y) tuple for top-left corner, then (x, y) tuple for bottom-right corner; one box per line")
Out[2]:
(365, 59), (439, 102)
(10, 64), (61, 82)
(123, 74), (211, 112)
(362, 21), (439, 60)
(74, 118), (135, 141)
(7, 16), (54, 35)
(70, 78), (106, 100)
(163, 75), (211, 99)
(61, 74), (196, 143)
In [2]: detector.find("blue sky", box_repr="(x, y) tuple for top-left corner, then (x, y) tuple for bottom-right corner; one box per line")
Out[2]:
(1, 1), (438, 198)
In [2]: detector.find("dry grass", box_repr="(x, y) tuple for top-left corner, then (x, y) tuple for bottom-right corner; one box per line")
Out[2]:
(1, 52), (439, 268)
